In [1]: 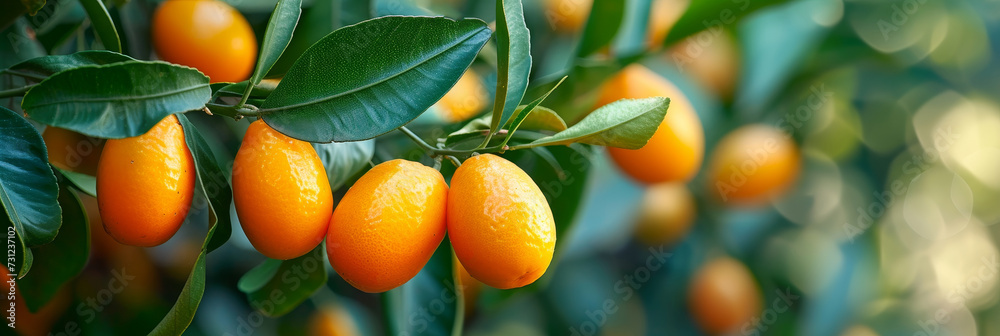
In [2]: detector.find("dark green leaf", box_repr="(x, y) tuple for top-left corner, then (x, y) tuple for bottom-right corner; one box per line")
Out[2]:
(383, 242), (462, 336)
(248, 0), (302, 90)
(313, 140), (375, 191)
(577, 0), (626, 57)
(211, 80), (279, 101)
(260, 16), (492, 142)
(238, 244), (328, 317)
(4, 50), (133, 79)
(57, 168), (96, 197)
(150, 114), (234, 335)
(512, 97), (668, 149)
(0, 107), (61, 251)
(80, 0), (121, 52)
(490, 0), (532, 131)
(19, 183), (90, 312)
(176, 114), (232, 253)
(21, 61), (211, 139)
(663, 0), (792, 46)
(149, 251), (207, 336)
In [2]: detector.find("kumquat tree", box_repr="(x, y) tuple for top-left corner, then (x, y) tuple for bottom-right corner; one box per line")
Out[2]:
(3, 0), (1000, 335)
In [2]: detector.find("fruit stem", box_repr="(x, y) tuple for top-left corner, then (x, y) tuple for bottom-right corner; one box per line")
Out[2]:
(1, 70), (47, 82)
(398, 126), (506, 159)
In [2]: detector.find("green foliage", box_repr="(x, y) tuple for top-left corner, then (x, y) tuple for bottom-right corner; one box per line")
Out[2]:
(22, 61), (211, 138)
(382, 242), (463, 336)
(79, 0), (121, 53)
(260, 16), (492, 142)
(313, 140), (375, 191)
(18, 182), (89, 312)
(577, 0), (626, 57)
(490, 0), (533, 134)
(237, 244), (328, 317)
(0, 106), (60, 277)
(243, 0), (301, 101)
(511, 97), (670, 149)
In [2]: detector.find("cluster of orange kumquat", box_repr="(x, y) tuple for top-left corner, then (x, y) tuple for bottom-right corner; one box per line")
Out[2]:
(91, 116), (555, 293)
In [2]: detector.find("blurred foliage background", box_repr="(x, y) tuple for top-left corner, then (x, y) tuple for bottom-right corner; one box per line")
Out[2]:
(5, 0), (1000, 335)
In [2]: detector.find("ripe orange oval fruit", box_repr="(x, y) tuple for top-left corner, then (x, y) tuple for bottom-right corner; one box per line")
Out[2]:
(42, 126), (105, 176)
(599, 64), (705, 184)
(152, 0), (257, 83)
(326, 159), (448, 293)
(634, 183), (695, 246)
(308, 305), (362, 336)
(447, 154), (556, 289)
(434, 69), (489, 123)
(543, 0), (592, 33)
(646, 0), (689, 48)
(688, 257), (762, 335)
(233, 120), (333, 260)
(707, 124), (800, 205)
(668, 30), (740, 99)
(97, 115), (194, 247)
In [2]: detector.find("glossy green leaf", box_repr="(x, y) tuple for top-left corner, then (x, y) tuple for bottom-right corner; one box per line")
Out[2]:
(0, 107), (61, 251)
(212, 80), (279, 101)
(150, 114), (234, 335)
(21, 61), (212, 139)
(4, 50), (133, 79)
(577, 0), (626, 57)
(19, 182), (90, 312)
(505, 76), (566, 137)
(383, 242), (463, 336)
(260, 16), (492, 142)
(313, 140), (375, 191)
(176, 114), (232, 253)
(80, 0), (121, 52)
(489, 0), (533, 132)
(612, 0), (653, 56)
(238, 244), (328, 317)
(247, 0), (301, 91)
(510, 106), (566, 134)
(663, 0), (792, 46)
(512, 97), (669, 150)
(57, 168), (96, 197)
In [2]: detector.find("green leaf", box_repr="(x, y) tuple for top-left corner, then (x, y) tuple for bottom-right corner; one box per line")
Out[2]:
(238, 244), (328, 317)
(21, 61), (212, 139)
(149, 251), (207, 336)
(505, 76), (566, 137)
(259, 16), (492, 142)
(510, 106), (566, 134)
(19, 182), (90, 312)
(0, 107), (61, 251)
(383, 242), (463, 336)
(176, 114), (232, 253)
(246, 0), (301, 91)
(576, 0), (626, 57)
(79, 0), (121, 53)
(57, 168), (96, 197)
(4, 50), (133, 79)
(489, 0), (532, 132)
(663, 0), (792, 46)
(212, 80), (279, 101)
(511, 97), (669, 150)
(313, 140), (375, 191)
(150, 114), (234, 335)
